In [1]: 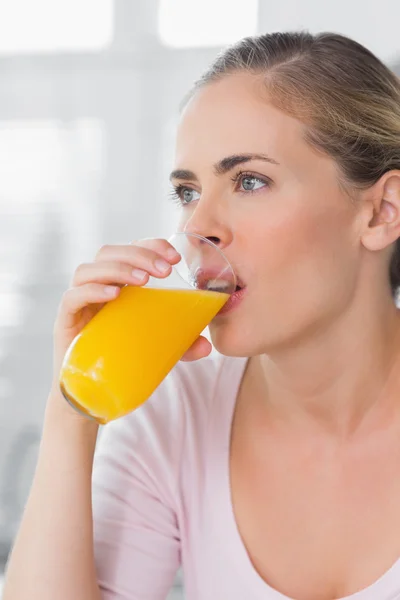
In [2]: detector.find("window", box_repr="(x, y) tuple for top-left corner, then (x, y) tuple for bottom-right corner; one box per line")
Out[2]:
(0, 0), (113, 54)
(0, 118), (105, 328)
(158, 0), (258, 48)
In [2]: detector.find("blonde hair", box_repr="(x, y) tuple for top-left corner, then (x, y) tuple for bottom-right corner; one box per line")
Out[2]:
(183, 32), (400, 296)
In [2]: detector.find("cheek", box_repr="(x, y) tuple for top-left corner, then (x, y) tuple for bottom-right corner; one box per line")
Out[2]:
(241, 197), (355, 292)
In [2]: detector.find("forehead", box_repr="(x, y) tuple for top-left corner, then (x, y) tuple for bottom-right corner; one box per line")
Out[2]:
(175, 72), (306, 163)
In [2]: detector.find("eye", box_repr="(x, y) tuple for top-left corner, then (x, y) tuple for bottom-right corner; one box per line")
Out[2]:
(169, 184), (200, 206)
(241, 175), (265, 192)
(169, 171), (272, 206)
(232, 171), (271, 194)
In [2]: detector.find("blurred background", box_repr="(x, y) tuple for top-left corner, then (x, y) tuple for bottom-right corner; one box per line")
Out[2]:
(0, 1), (399, 597)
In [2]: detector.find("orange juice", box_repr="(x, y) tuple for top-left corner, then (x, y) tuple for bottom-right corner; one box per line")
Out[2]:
(59, 286), (228, 423)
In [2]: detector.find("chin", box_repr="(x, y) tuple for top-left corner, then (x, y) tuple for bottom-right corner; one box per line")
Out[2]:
(209, 311), (298, 358)
(208, 319), (262, 358)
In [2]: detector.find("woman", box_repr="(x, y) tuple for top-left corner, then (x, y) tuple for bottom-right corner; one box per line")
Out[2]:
(4, 31), (400, 600)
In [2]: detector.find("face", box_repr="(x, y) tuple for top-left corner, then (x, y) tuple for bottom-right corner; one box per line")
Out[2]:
(170, 73), (361, 357)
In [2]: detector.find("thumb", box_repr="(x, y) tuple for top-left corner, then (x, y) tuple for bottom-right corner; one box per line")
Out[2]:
(180, 336), (212, 362)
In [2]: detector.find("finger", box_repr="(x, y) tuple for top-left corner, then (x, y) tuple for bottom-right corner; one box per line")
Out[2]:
(59, 283), (120, 329)
(134, 238), (181, 262)
(180, 336), (212, 362)
(72, 261), (150, 288)
(96, 240), (181, 270)
(94, 245), (180, 279)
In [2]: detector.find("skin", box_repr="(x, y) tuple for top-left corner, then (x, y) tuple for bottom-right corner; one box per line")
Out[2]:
(171, 72), (400, 598)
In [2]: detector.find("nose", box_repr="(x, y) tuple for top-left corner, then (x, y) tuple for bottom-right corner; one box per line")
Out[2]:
(181, 199), (233, 251)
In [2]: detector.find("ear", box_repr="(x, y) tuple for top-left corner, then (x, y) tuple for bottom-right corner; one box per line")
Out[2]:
(361, 170), (400, 252)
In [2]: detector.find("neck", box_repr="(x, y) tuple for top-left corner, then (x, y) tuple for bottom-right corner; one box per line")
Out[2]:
(256, 296), (400, 438)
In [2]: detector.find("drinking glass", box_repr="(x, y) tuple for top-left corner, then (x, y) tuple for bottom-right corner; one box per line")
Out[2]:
(59, 232), (236, 423)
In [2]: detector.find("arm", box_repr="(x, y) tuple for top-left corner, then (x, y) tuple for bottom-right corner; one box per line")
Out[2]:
(3, 238), (192, 600)
(92, 391), (181, 600)
(4, 373), (183, 600)
(4, 381), (182, 600)
(3, 390), (101, 600)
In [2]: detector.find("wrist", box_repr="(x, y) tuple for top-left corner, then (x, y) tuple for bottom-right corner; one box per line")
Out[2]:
(45, 384), (100, 437)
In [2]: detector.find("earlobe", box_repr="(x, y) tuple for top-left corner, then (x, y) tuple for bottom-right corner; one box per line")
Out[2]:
(361, 171), (400, 252)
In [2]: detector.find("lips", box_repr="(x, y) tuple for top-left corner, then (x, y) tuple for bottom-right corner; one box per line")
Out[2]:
(234, 276), (246, 292)
(190, 267), (247, 315)
(217, 284), (247, 315)
(193, 268), (244, 295)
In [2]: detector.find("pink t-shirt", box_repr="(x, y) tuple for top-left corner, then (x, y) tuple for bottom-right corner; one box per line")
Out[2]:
(92, 353), (400, 600)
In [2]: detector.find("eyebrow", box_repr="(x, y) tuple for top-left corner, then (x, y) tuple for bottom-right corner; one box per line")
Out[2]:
(169, 153), (279, 182)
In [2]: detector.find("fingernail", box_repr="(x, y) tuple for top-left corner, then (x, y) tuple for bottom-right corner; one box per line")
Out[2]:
(166, 248), (180, 260)
(131, 268), (147, 281)
(155, 258), (171, 273)
(104, 285), (119, 296)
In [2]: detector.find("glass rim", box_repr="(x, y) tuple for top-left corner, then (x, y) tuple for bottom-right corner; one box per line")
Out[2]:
(168, 231), (237, 292)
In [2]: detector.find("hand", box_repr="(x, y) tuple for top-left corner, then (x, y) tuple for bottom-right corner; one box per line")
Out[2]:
(52, 238), (212, 383)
